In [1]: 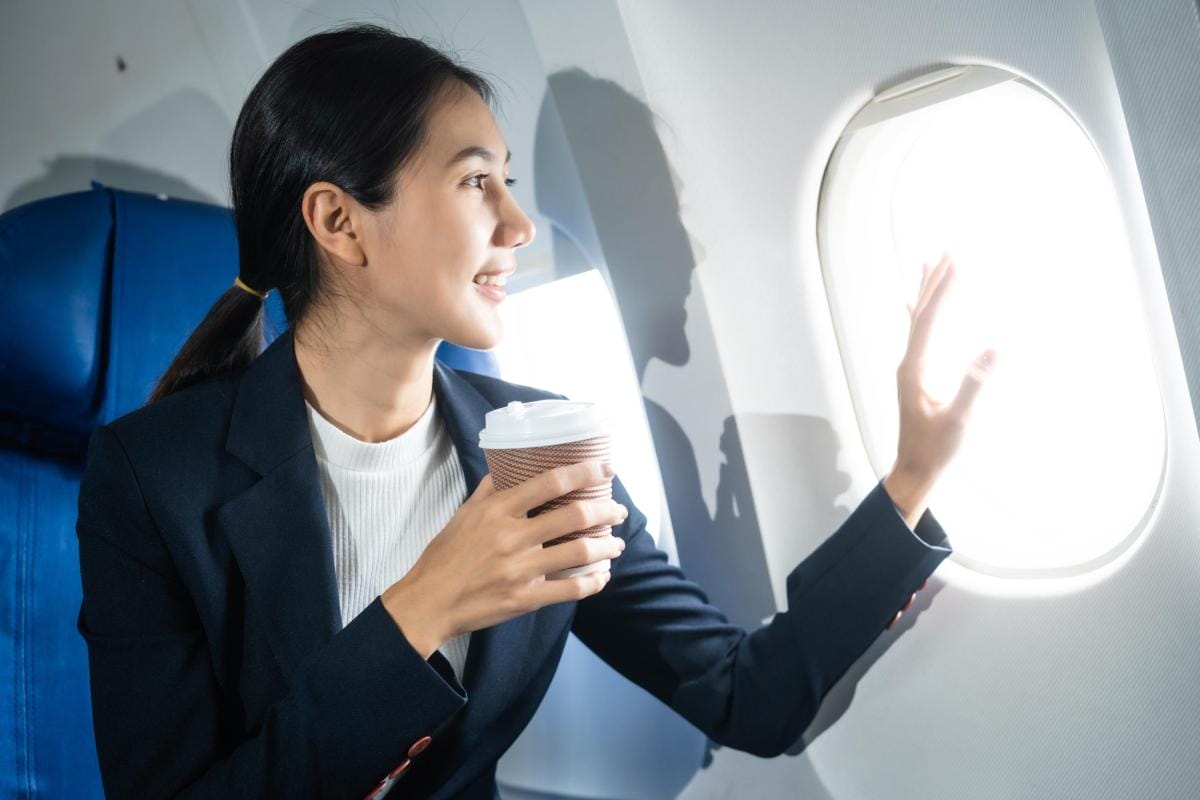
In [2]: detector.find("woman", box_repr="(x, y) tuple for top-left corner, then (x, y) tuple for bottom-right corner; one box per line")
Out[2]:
(74, 23), (994, 800)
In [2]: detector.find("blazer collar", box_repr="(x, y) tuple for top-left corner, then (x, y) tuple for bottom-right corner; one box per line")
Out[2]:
(224, 326), (491, 485)
(218, 328), (548, 764)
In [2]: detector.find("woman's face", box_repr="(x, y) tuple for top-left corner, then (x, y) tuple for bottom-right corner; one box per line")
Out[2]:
(355, 83), (536, 351)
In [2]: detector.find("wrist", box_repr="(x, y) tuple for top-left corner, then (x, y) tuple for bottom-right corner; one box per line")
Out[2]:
(382, 574), (447, 661)
(883, 464), (936, 529)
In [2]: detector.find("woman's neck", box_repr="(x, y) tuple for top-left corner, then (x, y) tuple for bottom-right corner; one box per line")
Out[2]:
(293, 321), (438, 444)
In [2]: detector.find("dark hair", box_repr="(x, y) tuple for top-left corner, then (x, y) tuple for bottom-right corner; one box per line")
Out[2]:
(148, 24), (495, 404)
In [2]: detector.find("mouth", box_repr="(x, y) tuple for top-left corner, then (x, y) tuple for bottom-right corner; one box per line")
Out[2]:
(472, 269), (514, 286)
(472, 269), (513, 302)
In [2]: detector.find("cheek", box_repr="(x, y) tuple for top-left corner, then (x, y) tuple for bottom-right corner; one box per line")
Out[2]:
(427, 224), (493, 297)
(376, 194), (493, 299)
(381, 234), (468, 312)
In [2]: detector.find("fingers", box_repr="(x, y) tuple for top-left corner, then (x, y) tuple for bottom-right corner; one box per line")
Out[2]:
(533, 566), (613, 607)
(908, 255), (956, 361)
(526, 497), (628, 547)
(534, 533), (625, 578)
(912, 252), (951, 325)
(910, 260), (932, 320)
(948, 347), (998, 421)
(501, 459), (613, 519)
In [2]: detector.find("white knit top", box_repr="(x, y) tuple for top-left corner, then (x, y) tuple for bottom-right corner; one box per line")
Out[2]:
(304, 391), (472, 683)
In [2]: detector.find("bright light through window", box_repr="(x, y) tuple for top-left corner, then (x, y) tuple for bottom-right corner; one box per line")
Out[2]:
(488, 268), (675, 561)
(817, 66), (1165, 578)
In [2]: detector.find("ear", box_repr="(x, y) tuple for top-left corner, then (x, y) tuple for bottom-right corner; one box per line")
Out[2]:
(300, 181), (367, 268)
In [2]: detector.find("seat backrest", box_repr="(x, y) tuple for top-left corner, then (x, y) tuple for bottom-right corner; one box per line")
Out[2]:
(0, 183), (243, 798)
(0, 183), (499, 797)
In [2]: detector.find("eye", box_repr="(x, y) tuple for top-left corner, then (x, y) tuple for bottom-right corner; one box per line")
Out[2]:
(463, 173), (519, 190)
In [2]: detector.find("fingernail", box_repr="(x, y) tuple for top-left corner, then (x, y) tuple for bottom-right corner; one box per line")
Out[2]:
(601, 461), (615, 477)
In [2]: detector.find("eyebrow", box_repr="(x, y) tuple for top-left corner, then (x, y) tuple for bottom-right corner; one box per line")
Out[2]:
(446, 146), (512, 168)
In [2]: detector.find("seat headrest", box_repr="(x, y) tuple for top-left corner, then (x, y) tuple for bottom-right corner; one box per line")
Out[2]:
(0, 184), (240, 453)
(0, 188), (113, 435)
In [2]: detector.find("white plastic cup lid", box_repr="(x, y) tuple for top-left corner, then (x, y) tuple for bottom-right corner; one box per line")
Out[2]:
(478, 399), (611, 449)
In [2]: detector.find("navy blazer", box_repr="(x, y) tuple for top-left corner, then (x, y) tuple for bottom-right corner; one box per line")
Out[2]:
(75, 326), (953, 799)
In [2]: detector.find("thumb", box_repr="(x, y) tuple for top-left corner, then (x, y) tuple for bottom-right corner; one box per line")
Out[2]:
(470, 473), (496, 502)
(949, 347), (998, 421)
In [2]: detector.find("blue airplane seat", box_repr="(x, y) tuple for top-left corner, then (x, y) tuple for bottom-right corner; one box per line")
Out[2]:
(434, 341), (501, 377)
(0, 183), (243, 797)
(0, 182), (497, 797)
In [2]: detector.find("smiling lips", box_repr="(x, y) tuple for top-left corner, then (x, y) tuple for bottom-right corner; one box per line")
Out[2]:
(473, 276), (507, 301)
(472, 269), (511, 286)
(473, 270), (511, 301)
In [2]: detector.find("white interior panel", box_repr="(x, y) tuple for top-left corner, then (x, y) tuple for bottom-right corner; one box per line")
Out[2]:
(605, 2), (1200, 798)
(4, 1), (1199, 797)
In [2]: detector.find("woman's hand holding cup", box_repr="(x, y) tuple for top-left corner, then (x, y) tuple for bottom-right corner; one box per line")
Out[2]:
(382, 459), (628, 660)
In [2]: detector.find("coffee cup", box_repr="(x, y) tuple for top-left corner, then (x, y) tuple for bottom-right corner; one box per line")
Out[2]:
(478, 399), (613, 580)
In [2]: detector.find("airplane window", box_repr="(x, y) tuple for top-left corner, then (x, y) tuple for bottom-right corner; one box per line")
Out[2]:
(817, 65), (1165, 579)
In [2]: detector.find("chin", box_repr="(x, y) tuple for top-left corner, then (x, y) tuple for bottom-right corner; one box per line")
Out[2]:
(448, 323), (503, 352)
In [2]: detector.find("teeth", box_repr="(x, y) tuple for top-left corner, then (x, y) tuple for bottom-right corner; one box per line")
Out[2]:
(473, 274), (507, 286)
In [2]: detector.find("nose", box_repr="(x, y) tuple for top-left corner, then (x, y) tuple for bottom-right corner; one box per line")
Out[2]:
(496, 191), (536, 250)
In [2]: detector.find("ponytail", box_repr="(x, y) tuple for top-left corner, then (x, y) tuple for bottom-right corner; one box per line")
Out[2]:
(147, 280), (269, 404)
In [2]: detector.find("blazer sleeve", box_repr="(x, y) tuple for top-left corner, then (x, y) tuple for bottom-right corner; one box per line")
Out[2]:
(571, 471), (953, 759)
(75, 424), (468, 799)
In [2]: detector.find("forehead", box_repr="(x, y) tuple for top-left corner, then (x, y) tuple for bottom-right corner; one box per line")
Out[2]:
(420, 85), (506, 168)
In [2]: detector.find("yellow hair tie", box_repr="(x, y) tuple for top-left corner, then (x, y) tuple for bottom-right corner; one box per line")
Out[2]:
(233, 276), (267, 300)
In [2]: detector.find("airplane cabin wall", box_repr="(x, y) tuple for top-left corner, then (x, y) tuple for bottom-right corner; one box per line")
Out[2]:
(535, 2), (1200, 798)
(3, 1), (1199, 798)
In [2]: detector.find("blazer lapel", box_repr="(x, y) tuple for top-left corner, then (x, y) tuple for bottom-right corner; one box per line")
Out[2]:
(217, 328), (550, 747)
(217, 328), (342, 685)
